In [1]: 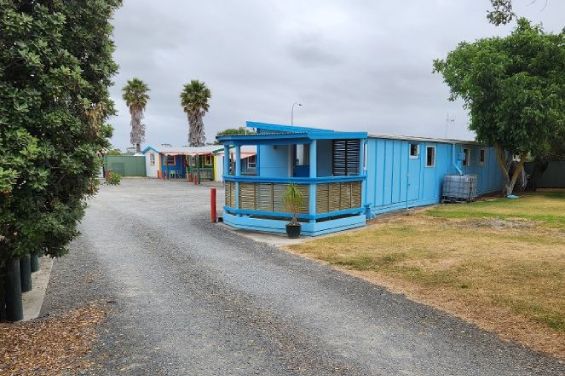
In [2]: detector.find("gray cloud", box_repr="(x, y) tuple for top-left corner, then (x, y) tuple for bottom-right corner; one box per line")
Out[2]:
(109, 0), (565, 149)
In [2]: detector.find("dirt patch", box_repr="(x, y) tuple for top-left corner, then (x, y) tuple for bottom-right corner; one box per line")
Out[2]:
(0, 302), (107, 375)
(465, 218), (537, 229)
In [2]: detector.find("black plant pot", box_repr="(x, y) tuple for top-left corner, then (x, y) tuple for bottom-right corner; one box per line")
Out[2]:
(4, 258), (23, 322)
(31, 253), (40, 273)
(286, 223), (301, 238)
(20, 254), (32, 292)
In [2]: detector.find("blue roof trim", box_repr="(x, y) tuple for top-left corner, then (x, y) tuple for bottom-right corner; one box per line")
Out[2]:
(216, 121), (367, 144)
(246, 121), (333, 134)
(141, 146), (159, 154)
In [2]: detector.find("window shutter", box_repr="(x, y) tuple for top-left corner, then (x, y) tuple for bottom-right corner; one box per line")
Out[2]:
(332, 139), (360, 176)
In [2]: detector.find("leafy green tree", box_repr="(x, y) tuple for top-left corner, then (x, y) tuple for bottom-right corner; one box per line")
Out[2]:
(434, 19), (564, 195)
(180, 80), (211, 147)
(0, 0), (121, 295)
(487, 1), (550, 26)
(106, 148), (123, 156)
(122, 78), (150, 153)
(487, 0), (515, 25)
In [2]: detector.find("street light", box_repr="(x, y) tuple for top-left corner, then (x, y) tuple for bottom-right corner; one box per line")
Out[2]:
(291, 102), (302, 125)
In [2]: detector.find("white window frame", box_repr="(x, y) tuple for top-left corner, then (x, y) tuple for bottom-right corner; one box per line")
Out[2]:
(149, 153), (155, 166)
(247, 155), (256, 168)
(425, 145), (436, 168)
(463, 148), (471, 167)
(409, 143), (419, 159)
(479, 148), (486, 166)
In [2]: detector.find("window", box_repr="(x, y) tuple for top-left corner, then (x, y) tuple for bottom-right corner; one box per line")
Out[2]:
(247, 155), (256, 168)
(463, 148), (471, 166)
(332, 139), (361, 176)
(409, 144), (419, 158)
(426, 146), (435, 167)
(479, 149), (486, 166)
(204, 155), (213, 166)
(149, 153), (155, 166)
(166, 155), (175, 165)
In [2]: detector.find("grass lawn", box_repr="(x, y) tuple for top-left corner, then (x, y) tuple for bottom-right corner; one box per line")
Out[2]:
(288, 190), (565, 359)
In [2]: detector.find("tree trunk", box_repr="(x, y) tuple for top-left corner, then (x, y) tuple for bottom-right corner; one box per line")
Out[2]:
(130, 107), (145, 149)
(494, 144), (510, 195)
(188, 112), (205, 147)
(494, 144), (526, 196)
(506, 157), (526, 196)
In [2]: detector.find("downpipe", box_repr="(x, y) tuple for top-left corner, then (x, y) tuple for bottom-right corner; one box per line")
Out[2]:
(452, 143), (463, 176)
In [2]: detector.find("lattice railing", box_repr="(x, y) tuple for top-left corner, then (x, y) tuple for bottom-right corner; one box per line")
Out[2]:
(316, 181), (361, 213)
(225, 181), (362, 215)
(239, 183), (309, 214)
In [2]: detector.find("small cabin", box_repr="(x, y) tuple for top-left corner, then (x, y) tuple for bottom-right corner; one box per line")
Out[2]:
(216, 121), (504, 236)
(142, 145), (222, 180)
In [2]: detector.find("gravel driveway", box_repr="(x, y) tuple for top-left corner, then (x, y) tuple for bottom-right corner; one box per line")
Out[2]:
(41, 179), (564, 375)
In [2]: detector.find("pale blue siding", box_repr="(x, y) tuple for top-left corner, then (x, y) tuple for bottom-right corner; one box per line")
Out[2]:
(259, 144), (290, 177)
(365, 138), (503, 218)
(316, 140), (333, 177)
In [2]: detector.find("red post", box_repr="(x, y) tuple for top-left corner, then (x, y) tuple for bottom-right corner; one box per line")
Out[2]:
(210, 188), (217, 223)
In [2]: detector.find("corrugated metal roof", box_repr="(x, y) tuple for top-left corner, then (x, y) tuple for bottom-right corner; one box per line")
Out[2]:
(143, 145), (223, 155)
(368, 133), (480, 145)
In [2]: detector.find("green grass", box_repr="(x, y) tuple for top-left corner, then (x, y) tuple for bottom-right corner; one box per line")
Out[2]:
(290, 190), (565, 358)
(426, 190), (565, 225)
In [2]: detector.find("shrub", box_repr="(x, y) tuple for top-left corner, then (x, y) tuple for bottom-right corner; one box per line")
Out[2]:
(0, 1), (121, 283)
(106, 171), (121, 185)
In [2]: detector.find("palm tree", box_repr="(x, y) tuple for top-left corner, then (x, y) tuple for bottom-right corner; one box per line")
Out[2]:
(180, 80), (211, 146)
(122, 78), (150, 153)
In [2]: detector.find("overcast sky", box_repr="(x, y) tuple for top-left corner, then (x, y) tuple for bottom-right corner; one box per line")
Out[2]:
(108, 0), (564, 150)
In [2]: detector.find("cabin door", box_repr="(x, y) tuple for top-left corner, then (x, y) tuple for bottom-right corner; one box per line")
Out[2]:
(407, 143), (421, 201)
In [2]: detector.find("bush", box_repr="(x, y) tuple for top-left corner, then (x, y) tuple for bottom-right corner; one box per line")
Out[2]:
(106, 171), (121, 185)
(0, 1), (121, 281)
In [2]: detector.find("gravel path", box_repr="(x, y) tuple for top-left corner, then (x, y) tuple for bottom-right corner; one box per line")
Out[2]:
(42, 179), (564, 375)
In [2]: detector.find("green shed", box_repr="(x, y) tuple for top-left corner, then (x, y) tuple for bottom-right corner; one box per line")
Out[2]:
(103, 155), (146, 177)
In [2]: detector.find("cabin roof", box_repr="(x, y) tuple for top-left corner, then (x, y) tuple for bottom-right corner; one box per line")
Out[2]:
(142, 145), (223, 156)
(216, 121), (367, 143)
(215, 121), (482, 146)
(368, 133), (480, 145)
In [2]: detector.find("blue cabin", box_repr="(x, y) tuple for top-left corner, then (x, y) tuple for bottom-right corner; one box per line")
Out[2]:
(142, 145), (222, 180)
(217, 122), (503, 236)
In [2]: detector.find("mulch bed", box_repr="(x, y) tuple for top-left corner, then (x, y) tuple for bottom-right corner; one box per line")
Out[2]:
(0, 302), (107, 376)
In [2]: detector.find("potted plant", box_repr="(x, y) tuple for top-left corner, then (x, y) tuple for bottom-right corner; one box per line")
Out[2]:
(283, 184), (304, 238)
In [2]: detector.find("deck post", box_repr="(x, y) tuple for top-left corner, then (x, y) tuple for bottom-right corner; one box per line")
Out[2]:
(308, 140), (317, 223)
(223, 144), (230, 179)
(235, 145), (241, 211)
